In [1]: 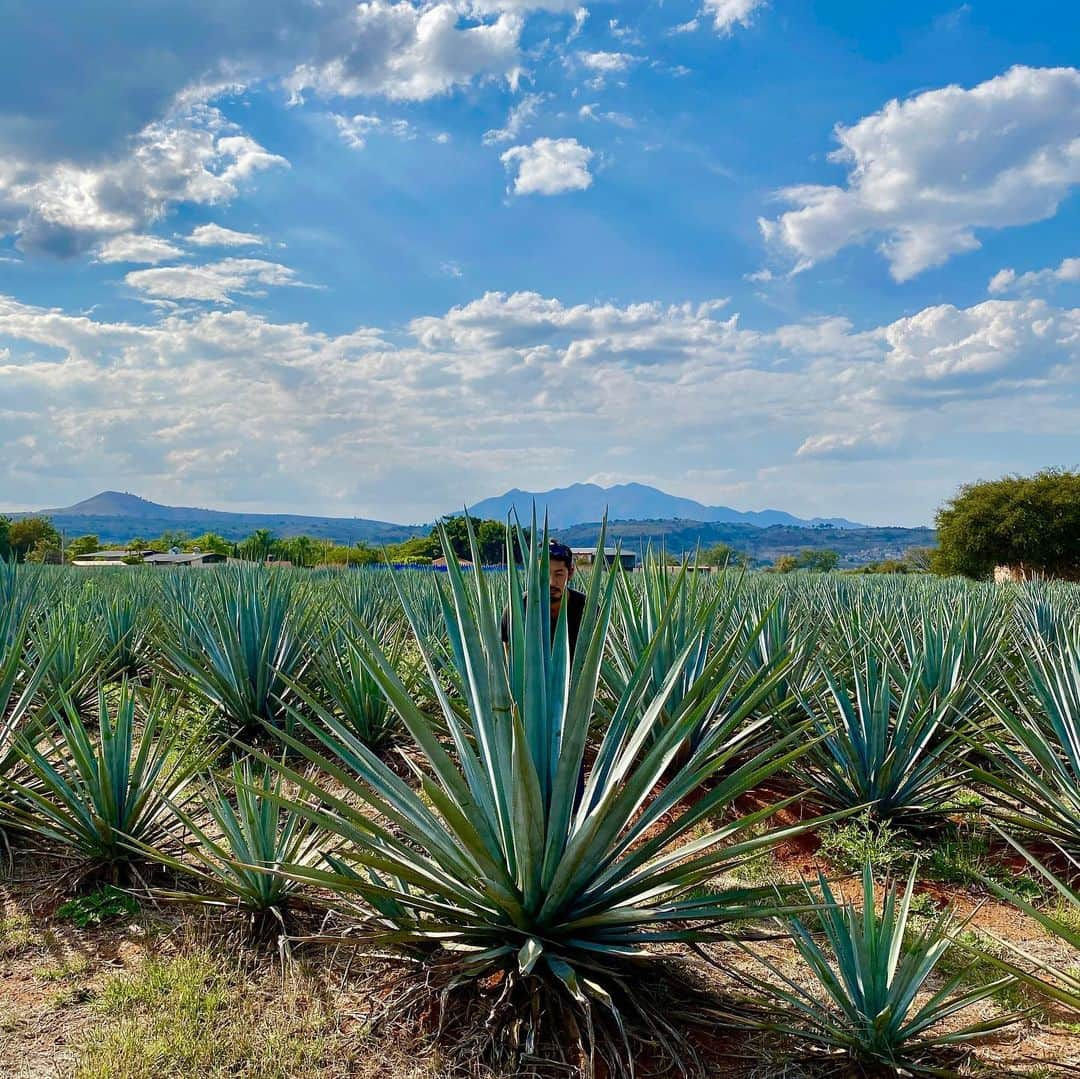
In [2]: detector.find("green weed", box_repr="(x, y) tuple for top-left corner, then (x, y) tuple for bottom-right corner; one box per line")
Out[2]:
(57, 887), (139, 929)
(818, 812), (914, 875)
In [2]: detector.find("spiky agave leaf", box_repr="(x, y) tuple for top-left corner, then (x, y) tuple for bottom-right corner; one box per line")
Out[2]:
(158, 565), (320, 738)
(971, 626), (1080, 854)
(799, 645), (972, 825)
(97, 585), (157, 680)
(602, 549), (730, 732)
(0, 603), (55, 782)
(747, 863), (1018, 1068)
(1, 681), (209, 879)
(967, 827), (1080, 1014)
(306, 612), (405, 752)
(31, 600), (117, 715)
(254, 517), (824, 1074)
(141, 758), (327, 925)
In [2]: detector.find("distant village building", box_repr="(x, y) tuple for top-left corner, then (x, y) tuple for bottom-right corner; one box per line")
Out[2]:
(71, 549), (225, 568)
(570, 548), (637, 571)
(71, 550), (154, 567)
(432, 555), (474, 569)
(144, 552), (226, 568)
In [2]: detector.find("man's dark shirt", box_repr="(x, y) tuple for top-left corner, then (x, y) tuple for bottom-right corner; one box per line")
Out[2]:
(500, 588), (586, 658)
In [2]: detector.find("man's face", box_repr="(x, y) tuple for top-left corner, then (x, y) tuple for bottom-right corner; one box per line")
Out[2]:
(549, 560), (573, 605)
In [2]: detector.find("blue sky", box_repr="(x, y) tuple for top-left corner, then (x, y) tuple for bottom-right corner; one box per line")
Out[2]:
(0, 0), (1077, 526)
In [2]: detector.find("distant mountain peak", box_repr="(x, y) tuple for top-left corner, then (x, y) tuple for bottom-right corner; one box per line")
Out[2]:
(42, 491), (171, 517)
(466, 482), (866, 530)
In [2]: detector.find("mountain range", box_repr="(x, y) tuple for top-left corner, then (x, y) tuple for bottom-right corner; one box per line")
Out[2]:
(467, 483), (865, 530)
(10, 486), (931, 563)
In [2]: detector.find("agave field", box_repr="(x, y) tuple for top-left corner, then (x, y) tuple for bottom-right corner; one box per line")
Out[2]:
(1, 526), (1079, 1078)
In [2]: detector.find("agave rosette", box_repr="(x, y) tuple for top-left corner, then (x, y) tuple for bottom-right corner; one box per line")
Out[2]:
(252, 519), (822, 1064)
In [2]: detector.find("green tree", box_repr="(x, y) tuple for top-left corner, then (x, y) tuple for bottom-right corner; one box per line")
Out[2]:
(182, 532), (232, 556)
(275, 535), (318, 568)
(700, 542), (750, 568)
(322, 543), (380, 566)
(437, 515), (509, 564)
(933, 469), (1080, 579)
(9, 516), (61, 562)
(148, 529), (191, 552)
(238, 528), (275, 563)
(66, 535), (101, 561)
(0, 516), (11, 561)
(385, 534), (440, 564)
(796, 548), (840, 572)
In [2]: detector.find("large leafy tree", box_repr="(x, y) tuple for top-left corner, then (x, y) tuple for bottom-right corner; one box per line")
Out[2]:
(66, 534), (101, 560)
(386, 516), (519, 565)
(0, 516), (10, 561)
(933, 469), (1080, 579)
(8, 516), (61, 562)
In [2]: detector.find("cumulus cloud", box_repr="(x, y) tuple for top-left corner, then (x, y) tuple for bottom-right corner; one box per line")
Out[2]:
(761, 66), (1080, 281)
(188, 223), (266, 248)
(0, 0), (560, 257)
(704, 0), (767, 34)
(878, 298), (1079, 397)
(283, 3), (523, 103)
(124, 258), (306, 304)
(0, 287), (1077, 519)
(94, 234), (184, 264)
(500, 138), (594, 195)
(574, 50), (641, 88)
(577, 51), (639, 73)
(468, 0), (580, 11)
(0, 1), (542, 165)
(0, 101), (286, 256)
(989, 256), (1080, 294)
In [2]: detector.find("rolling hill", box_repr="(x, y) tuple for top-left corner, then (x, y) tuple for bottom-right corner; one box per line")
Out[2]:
(29, 491), (426, 546)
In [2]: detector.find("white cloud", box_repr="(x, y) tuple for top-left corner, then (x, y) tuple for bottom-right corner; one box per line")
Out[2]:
(608, 19), (642, 45)
(762, 66), (1080, 281)
(468, 0), (580, 11)
(331, 113), (416, 150)
(0, 1), (567, 258)
(704, 0), (767, 34)
(501, 138), (594, 195)
(124, 258), (306, 304)
(988, 256), (1080, 294)
(95, 235), (184, 264)
(0, 100), (287, 256)
(483, 93), (548, 145)
(188, 223), (266, 248)
(577, 51), (639, 73)
(0, 288), (1077, 521)
(574, 50), (641, 89)
(579, 104), (635, 128)
(284, 3), (523, 104)
(796, 426), (899, 460)
(878, 298), (1079, 396)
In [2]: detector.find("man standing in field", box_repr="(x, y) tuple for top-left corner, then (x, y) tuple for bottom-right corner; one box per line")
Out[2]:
(500, 540), (586, 657)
